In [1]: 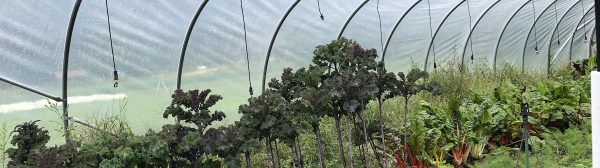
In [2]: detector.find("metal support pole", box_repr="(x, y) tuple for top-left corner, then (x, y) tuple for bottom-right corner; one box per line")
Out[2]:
(337, 0), (369, 39)
(0, 76), (62, 102)
(493, 0), (532, 71)
(424, 0), (466, 71)
(261, 0), (301, 93)
(381, 0), (422, 61)
(62, 0), (83, 145)
(590, 0), (600, 72)
(521, 0), (558, 74)
(176, 0), (210, 90)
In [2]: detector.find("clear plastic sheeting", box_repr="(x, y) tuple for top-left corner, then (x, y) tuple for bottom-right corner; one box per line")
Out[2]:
(549, 0), (594, 69)
(385, 0), (457, 72)
(182, 0), (290, 122)
(465, 0), (529, 69)
(428, 0), (498, 70)
(571, 10), (596, 61)
(0, 0), (598, 144)
(342, 0), (412, 56)
(497, 0), (554, 70)
(0, 1), (72, 95)
(266, 0), (362, 84)
(523, 0), (580, 73)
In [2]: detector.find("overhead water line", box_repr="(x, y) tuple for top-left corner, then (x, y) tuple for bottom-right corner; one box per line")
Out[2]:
(466, 0), (475, 63)
(316, 0), (324, 20)
(427, 0), (437, 69)
(105, 0), (119, 87)
(532, 0), (539, 54)
(553, 2), (560, 45)
(580, 0), (588, 41)
(239, 0), (253, 96)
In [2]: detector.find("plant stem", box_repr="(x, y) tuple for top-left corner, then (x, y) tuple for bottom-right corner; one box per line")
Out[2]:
(378, 98), (386, 164)
(267, 138), (275, 168)
(347, 116), (355, 168)
(296, 138), (305, 168)
(334, 114), (348, 168)
(403, 96), (409, 167)
(275, 140), (282, 168)
(291, 146), (298, 168)
(313, 123), (325, 168)
(359, 110), (371, 168)
(245, 152), (252, 168)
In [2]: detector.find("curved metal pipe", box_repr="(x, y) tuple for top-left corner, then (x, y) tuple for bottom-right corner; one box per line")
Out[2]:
(547, 2), (592, 72)
(460, 0), (501, 65)
(0, 76), (62, 101)
(261, 0), (301, 93)
(569, 7), (596, 61)
(176, 0), (210, 89)
(493, 0), (532, 71)
(424, 0), (467, 71)
(381, 0), (422, 61)
(520, 0), (558, 73)
(337, 0), (369, 39)
(63, 0), (83, 144)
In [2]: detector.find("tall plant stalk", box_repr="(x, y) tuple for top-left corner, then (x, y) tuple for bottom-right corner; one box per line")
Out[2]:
(334, 114), (348, 168)
(347, 116), (354, 168)
(313, 123), (325, 168)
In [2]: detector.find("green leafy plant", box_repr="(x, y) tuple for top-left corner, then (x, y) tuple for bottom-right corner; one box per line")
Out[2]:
(161, 88), (227, 167)
(6, 120), (50, 166)
(390, 68), (436, 167)
(528, 78), (590, 130)
(239, 91), (288, 168)
(289, 66), (332, 168)
(313, 37), (379, 167)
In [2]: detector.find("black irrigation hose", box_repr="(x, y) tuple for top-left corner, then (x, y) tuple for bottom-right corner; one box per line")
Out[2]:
(554, 2), (560, 45)
(466, 0), (475, 63)
(532, 0), (539, 54)
(105, 0), (119, 87)
(239, 0), (253, 96)
(316, 0), (324, 20)
(580, 0), (588, 41)
(427, 0), (437, 69)
(377, 0), (384, 60)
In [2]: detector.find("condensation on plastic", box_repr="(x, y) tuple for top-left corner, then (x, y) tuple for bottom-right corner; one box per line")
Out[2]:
(385, 0), (457, 72)
(496, 0), (554, 70)
(571, 10), (596, 61)
(0, 1), (72, 96)
(265, 0), (362, 84)
(181, 0), (290, 122)
(523, 0), (580, 73)
(428, 0), (498, 70)
(549, 0), (594, 69)
(0, 0), (597, 122)
(465, 0), (529, 69)
(342, 0), (412, 57)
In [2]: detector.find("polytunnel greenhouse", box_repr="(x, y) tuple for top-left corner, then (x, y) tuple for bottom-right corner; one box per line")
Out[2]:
(0, 0), (599, 167)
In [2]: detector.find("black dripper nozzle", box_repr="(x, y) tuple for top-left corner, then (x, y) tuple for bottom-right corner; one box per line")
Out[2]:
(249, 86), (254, 96)
(113, 70), (119, 88)
(320, 15), (324, 20)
